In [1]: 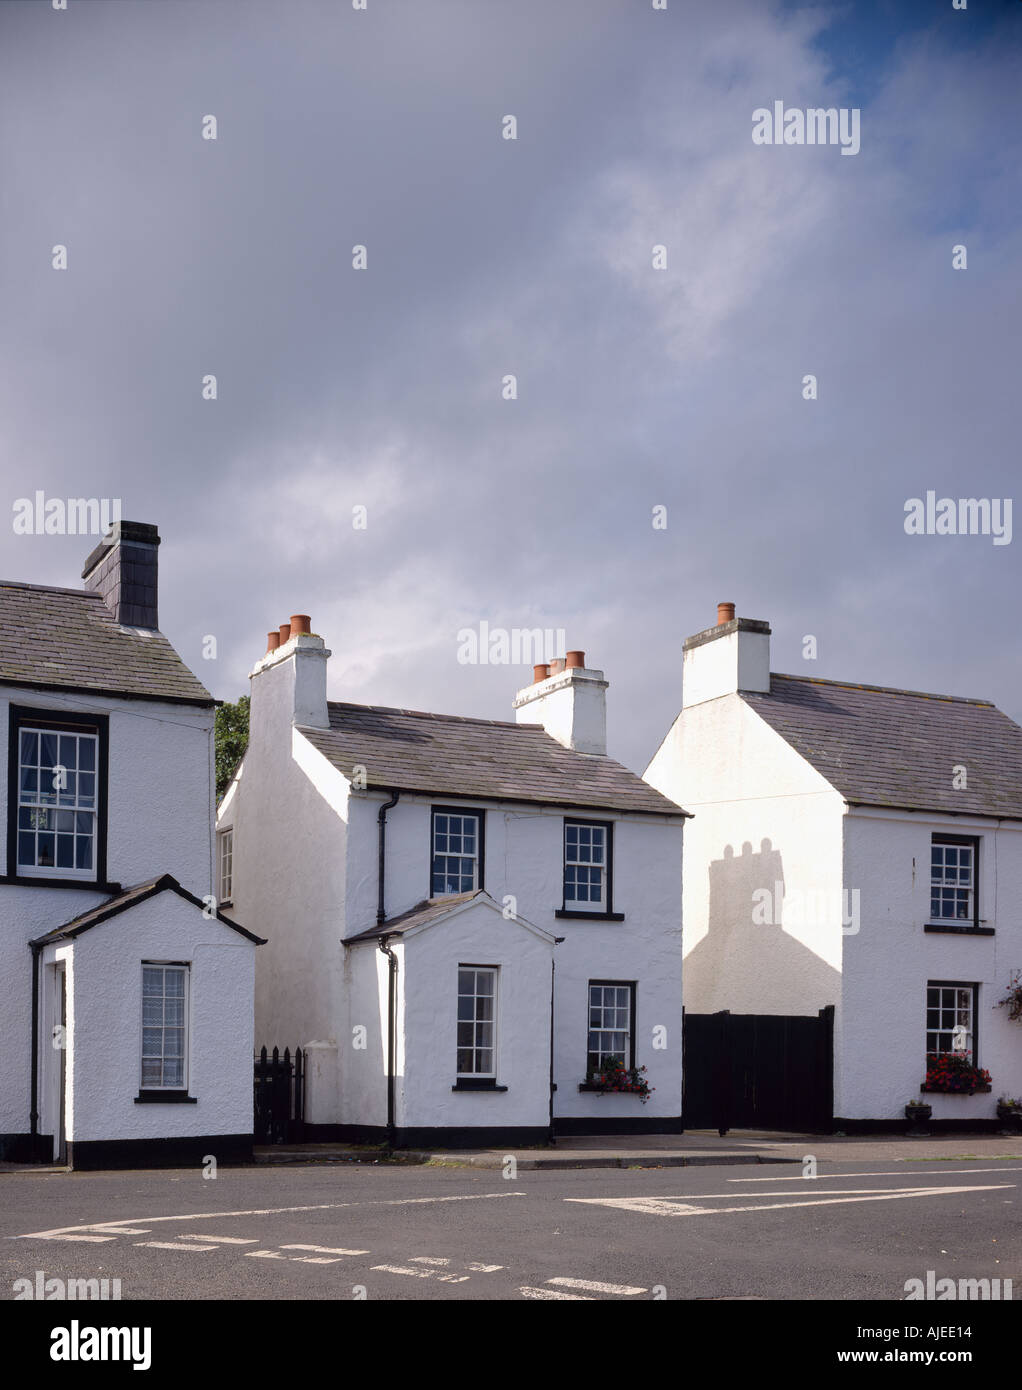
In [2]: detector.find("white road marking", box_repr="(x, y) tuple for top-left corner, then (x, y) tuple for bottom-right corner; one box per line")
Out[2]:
(520, 1286), (593, 1300)
(729, 1167), (1022, 1182)
(180, 1234), (258, 1244)
(136, 1241), (218, 1252)
(290, 1256), (346, 1265)
(245, 1250), (287, 1260)
(282, 1251), (369, 1262)
(410, 1256), (450, 1266)
(547, 1277), (646, 1295)
(371, 1263), (470, 1283)
(565, 1183), (1013, 1218)
(465, 1262), (503, 1272)
(16, 1192), (524, 1243)
(33, 1233), (117, 1243)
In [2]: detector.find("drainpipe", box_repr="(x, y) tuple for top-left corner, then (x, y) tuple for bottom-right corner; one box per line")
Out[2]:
(548, 956), (556, 1146)
(29, 941), (41, 1159)
(377, 936), (397, 1149)
(376, 790), (400, 925)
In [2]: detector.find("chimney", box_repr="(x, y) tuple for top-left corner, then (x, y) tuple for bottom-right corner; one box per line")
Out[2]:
(682, 602), (771, 708)
(82, 521), (160, 630)
(250, 613), (331, 729)
(512, 648), (608, 755)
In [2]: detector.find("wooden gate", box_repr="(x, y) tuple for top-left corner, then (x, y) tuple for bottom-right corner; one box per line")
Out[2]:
(253, 1046), (305, 1144)
(683, 1007), (834, 1134)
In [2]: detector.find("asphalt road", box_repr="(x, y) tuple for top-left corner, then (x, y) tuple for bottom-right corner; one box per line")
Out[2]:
(1, 1158), (1019, 1302)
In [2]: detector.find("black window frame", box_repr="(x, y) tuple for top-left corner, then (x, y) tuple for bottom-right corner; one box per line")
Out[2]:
(927, 833), (983, 933)
(5, 704), (112, 890)
(556, 817), (623, 920)
(430, 805), (486, 898)
(583, 978), (637, 1077)
(926, 979), (980, 1062)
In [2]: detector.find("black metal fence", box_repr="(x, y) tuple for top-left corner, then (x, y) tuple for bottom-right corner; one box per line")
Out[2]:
(253, 1045), (305, 1145)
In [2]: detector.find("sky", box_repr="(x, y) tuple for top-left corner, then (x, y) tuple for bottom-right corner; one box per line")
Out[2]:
(1, 0), (1019, 775)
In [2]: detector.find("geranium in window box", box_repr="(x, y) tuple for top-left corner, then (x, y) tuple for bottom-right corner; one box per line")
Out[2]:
(921, 1051), (992, 1095)
(995, 971), (1022, 1023)
(996, 1097), (1022, 1136)
(583, 1056), (653, 1103)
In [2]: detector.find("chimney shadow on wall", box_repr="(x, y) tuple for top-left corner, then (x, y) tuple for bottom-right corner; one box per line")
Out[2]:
(685, 838), (840, 1017)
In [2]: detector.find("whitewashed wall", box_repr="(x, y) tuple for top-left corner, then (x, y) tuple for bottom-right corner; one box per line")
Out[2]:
(38, 891), (255, 1144)
(841, 810), (1022, 1121)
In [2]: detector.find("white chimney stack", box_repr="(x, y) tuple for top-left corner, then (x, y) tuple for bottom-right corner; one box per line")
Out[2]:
(682, 603), (771, 708)
(250, 615), (331, 730)
(512, 649), (608, 756)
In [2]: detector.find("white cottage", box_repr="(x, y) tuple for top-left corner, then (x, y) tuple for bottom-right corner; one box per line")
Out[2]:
(218, 621), (688, 1145)
(0, 522), (262, 1168)
(645, 603), (1022, 1131)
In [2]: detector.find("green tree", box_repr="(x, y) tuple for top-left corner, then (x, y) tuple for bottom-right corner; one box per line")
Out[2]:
(215, 694), (249, 802)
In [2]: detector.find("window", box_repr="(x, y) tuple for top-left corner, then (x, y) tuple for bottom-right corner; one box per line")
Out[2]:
(141, 964), (188, 1089)
(431, 808), (483, 896)
(456, 966), (496, 1077)
(587, 981), (635, 1072)
(926, 982), (976, 1056)
(218, 828), (233, 903)
(930, 836), (977, 924)
(16, 724), (99, 877)
(564, 820), (608, 909)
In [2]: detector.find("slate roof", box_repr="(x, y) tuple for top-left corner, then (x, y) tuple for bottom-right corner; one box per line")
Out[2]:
(743, 674), (1022, 820)
(345, 890), (480, 943)
(0, 581), (213, 706)
(299, 702), (688, 817)
(30, 873), (265, 945)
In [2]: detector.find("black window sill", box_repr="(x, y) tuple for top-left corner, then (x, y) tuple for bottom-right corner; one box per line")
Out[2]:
(0, 875), (122, 894)
(578, 1081), (640, 1094)
(924, 923), (993, 936)
(920, 1084), (992, 1095)
(452, 1079), (508, 1092)
(555, 910), (625, 922)
(134, 1091), (198, 1104)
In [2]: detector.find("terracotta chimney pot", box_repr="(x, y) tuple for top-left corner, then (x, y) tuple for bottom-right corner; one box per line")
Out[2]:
(565, 650), (585, 669)
(548, 658), (566, 676)
(279, 623), (292, 645)
(533, 663), (550, 683)
(266, 631), (280, 653)
(290, 614), (311, 636)
(717, 602), (736, 626)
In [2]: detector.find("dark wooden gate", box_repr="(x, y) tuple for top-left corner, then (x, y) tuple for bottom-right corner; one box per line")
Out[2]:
(253, 1046), (305, 1144)
(683, 1006), (834, 1134)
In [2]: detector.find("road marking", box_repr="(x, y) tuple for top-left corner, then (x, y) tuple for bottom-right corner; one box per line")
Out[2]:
(565, 1183), (1013, 1218)
(410, 1256), (450, 1266)
(16, 1192), (524, 1243)
(290, 1256), (346, 1265)
(520, 1286), (593, 1300)
(465, 1262), (503, 1272)
(371, 1263), (470, 1283)
(180, 1234), (259, 1244)
(135, 1241), (218, 1252)
(547, 1277), (646, 1295)
(729, 1167), (1022, 1182)
(280, 1244), (369, 1256)
(245, 1250), (288, 1260)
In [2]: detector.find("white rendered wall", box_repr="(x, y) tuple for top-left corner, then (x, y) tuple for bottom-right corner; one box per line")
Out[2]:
(682, 630), (770, 708)
(840, 810), (1022, 1121)
(645, 692), (845, 1017)
(0, 684), (214, 1142)
(41, 892), (255, 1143)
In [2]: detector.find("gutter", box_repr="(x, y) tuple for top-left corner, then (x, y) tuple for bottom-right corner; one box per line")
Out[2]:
(29, 941), (41, 1156)
(377, 936), (398, 1148)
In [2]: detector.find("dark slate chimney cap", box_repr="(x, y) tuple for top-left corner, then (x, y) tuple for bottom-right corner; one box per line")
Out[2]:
(82, 521), (160, 580)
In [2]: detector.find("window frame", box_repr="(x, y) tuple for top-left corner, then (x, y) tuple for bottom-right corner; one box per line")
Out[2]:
(559, 817), (620, 919)
(430, 805), (485, 898)
(217, 826), (234, 904)
(455, 963), (499, 1082)
(926, 979), (979, 1061)
(6, 705), (109, 887)
(139, 961), (191, 1095)
(586, 979), (637, 1074)
(928, 834), (980, 930)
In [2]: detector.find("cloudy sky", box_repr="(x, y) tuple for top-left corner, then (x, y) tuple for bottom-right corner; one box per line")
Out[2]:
(1, 0), (1019, 773)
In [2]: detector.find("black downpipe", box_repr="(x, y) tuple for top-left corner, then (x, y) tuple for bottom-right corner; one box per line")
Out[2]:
(378, 937), (397, 1149)
(29, 942), (40, 1158)
(376, 789), (400, 925)
(548, 956), (556, 1145)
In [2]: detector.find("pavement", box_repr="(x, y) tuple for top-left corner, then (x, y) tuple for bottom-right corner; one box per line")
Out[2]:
(4, 1129), (1020, 1176)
